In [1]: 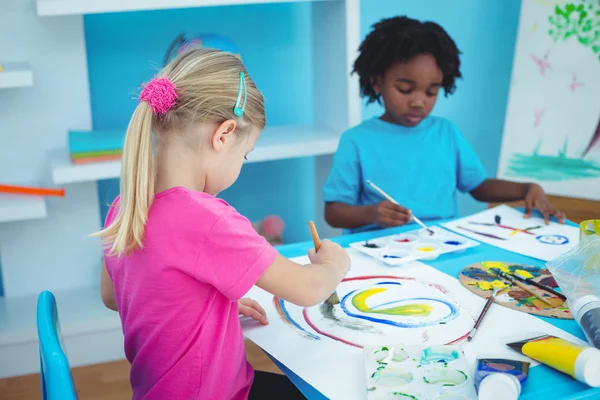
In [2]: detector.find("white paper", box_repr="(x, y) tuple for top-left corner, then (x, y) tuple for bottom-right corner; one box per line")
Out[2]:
(441, 205), (579, 262)
(242, 251), (585, 400)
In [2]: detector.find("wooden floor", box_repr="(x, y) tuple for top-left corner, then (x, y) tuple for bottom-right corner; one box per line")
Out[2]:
(0, 340), (280, 400)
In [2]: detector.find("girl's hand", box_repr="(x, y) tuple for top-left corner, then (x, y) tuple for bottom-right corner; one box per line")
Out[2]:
(308, 239), (351, 276)
(238, 298), (268, 325)
(524, 184), (566, 224)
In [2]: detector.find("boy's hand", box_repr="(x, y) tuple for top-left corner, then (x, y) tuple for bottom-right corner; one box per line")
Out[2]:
(238, 298), (268, 325)
(371, 200), (413, 228)
(524, 184), (566, 224)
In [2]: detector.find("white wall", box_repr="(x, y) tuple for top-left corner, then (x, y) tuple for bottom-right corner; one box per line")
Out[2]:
(0, 0), (102, 297)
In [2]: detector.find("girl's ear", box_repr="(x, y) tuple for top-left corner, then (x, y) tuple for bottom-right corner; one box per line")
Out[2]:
(210, 120), (237, 152)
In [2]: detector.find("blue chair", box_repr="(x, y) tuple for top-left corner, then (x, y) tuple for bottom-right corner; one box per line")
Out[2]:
(36, 290), (78, 400)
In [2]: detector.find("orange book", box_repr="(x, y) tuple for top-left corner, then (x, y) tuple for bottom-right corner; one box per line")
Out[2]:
(0, 184), (65, 197)
(71, 154), (122, 165)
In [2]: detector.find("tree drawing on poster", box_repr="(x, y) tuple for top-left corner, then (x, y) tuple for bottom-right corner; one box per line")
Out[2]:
(273, 275), (474, 348)
(497, 0), (600, 200)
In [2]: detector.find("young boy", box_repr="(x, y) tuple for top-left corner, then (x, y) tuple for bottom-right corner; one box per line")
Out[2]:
(323, 16), (565, 233)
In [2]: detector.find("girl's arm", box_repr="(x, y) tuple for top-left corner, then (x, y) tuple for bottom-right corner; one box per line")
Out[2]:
(101, 261), (118, 311)
(256, 240), (351, 307)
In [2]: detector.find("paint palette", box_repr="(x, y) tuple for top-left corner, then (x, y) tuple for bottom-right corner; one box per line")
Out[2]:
(364, 344), (477, 400)
(350, 226), (480, 266)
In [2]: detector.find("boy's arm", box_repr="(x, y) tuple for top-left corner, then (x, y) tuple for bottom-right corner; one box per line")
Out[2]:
(470, 179), (566, 223)
(325, 201), (412, 229)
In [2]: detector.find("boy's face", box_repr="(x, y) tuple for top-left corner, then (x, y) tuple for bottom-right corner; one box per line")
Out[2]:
(373, 54), (443, 127)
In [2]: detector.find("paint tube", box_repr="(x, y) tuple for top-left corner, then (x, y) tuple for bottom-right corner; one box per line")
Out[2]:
(571, 295), (600, 349)
(506, 334), (600, 387)
(474, 358), (530, 400)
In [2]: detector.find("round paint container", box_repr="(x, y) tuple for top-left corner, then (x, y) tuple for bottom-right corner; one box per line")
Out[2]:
(412, 243), (441, 260)
(477, 373), (521, 400)
(442, 236), (468, 252)
(388, 234), (419, 248)
(423, 368), (468, 387)
(381, 249), (412, 264)
(360, 239), (388, 253)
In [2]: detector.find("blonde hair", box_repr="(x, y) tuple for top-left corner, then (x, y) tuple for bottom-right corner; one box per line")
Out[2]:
(95, 48), (266, 256)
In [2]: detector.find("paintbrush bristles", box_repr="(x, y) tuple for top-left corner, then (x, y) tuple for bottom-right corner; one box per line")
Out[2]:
(325, 291), (340, 306)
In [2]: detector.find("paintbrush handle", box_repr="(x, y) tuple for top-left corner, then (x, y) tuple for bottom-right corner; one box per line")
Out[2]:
(366, 180), (432, 232)
(366, 180), (398, 204)
(513, 274), (567, 300)
(514, 280), (553, 305)
(308, 221), (321, 251)
(467, 290), (497, 341)
(412, 215), (428, 231)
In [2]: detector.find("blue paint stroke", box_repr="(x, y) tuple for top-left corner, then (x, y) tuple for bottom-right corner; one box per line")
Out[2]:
(277, 298), (320, 340)
(376, 282), (403, 286)
(340, 288), (459, 328)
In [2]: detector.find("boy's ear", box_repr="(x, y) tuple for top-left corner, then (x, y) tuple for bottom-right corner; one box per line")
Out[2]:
(210, 120), (237, 152)
(371, 76), (382, 94)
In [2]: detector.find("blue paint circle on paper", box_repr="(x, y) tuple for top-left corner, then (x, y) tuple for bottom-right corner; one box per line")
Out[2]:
(340, 289), (458, 329)
(536, 234), (569, 245)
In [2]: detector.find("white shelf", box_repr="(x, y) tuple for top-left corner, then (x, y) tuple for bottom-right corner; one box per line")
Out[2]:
(0, 286), (120, 347)
(0, 63), (33, 89)
(51, 125), (341, 184)
(37, 0), (337, 17)
(0, 192), (47, 223)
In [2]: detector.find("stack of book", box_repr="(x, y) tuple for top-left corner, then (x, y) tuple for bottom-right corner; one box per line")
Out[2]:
(68, 130), (124, 165)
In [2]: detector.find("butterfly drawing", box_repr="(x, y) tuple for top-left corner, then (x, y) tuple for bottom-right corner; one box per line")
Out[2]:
(530, 50), (552, 76)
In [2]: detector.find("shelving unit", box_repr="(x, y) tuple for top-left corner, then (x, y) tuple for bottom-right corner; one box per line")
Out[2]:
(1, 0), (361, 378)
(36, 0), (336, 17)
(51, 125), (341, 184)
(0, 63), (33, 89)
(0, 192), (47, 223)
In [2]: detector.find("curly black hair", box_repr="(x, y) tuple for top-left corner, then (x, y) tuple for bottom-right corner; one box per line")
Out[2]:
(353, 16), (462, 104)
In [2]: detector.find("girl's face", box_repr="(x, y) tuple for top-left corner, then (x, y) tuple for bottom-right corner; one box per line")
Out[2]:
(373, 54), (443, 127)
(205, 122), (260, 196)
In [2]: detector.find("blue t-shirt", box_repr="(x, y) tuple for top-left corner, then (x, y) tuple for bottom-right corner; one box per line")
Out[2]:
(323, 116), (487, 233)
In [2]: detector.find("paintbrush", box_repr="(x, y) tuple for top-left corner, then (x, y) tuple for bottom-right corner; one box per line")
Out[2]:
(365, 180), (434, 235)
(308, 221), (340, 306)
(504, 271), (567, 300)
(495, 270), (553, 305)
(467, 287), (499, 341)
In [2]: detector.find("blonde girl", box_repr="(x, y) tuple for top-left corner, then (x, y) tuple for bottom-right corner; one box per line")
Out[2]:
(97, 48), (350, 400)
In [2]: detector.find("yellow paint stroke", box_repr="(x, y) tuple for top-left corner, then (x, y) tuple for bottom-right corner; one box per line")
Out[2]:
(481, 261), (510, 274)
(473, 280), (510, 291)
(532, 22), (538, 32)
(515, 269), (534, 279)
(417, 247), (435, 252)
(533, 0), (552, 6)
(352, 288), (433, 316)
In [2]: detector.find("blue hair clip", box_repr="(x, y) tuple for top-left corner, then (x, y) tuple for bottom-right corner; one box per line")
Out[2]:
(233, 72), (247, 117)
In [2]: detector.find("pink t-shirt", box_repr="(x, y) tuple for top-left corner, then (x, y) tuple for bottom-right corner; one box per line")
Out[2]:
(103, 187), (277, 400)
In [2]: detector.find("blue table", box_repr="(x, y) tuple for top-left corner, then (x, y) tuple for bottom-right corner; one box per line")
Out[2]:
(271, 217), (599, 400)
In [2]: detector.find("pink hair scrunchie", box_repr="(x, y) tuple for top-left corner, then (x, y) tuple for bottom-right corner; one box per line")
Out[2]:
(139, 77), (178, 117)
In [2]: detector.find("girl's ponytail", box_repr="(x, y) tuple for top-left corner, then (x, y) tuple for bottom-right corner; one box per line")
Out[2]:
(96, 102), (155, 256)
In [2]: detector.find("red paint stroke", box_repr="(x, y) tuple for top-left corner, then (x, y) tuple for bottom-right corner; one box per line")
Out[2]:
(396, 239), (411, 243)
(300, 275), (467, 348)
(534, 108), (545, 127)
(569, 73), (584, 92)
(530, 50), (552, 76)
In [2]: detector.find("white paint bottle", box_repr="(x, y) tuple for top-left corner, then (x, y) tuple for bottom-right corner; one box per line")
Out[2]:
(477, 373), (521, 400)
